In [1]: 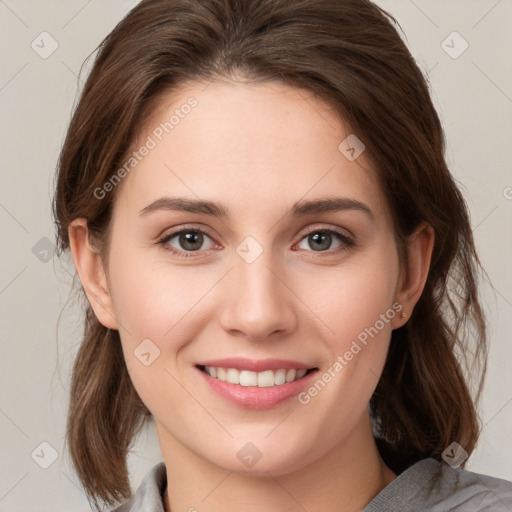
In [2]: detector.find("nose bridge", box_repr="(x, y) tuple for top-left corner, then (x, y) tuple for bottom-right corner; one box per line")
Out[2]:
(219, 241), (296, 340)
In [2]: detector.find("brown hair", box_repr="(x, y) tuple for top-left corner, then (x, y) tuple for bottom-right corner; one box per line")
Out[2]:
(53, 0), (488, 509)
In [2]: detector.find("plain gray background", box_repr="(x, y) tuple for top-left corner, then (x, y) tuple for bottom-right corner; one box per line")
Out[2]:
(0, 0), (511, 510)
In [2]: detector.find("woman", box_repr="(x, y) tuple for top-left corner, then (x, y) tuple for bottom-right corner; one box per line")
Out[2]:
(53, 0), (512, 510)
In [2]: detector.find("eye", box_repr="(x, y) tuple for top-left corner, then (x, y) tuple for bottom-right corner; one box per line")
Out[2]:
(158, 227), (218, 257)
(295, 228), (355, 255)
(157, 225), (355, 259)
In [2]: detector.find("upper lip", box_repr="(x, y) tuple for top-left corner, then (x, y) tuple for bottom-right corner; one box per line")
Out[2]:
(196, 357), (315, 372)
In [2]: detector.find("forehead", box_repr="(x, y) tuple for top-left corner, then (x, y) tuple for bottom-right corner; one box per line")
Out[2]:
(114, 79), (391, 225)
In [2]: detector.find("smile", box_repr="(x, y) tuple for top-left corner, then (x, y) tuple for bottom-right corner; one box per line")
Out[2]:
(195, 357), (319, 408)
(199, 365), (315, 387)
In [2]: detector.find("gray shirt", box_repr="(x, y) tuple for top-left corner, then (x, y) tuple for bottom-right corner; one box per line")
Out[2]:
(110, 458), (512, 511)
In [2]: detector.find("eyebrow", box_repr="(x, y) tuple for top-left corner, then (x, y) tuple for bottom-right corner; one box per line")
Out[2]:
(139, 195), (374, 221)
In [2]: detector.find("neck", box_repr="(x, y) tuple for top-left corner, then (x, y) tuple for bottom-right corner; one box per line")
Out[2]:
(158, 412), (396, 512)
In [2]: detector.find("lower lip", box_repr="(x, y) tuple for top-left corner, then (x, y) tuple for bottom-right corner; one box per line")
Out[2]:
(196, 367), (318, 409)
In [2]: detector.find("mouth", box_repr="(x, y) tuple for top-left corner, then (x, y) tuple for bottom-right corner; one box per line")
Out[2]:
(194, 357), (320, 409)
(196, 364), (318, 387)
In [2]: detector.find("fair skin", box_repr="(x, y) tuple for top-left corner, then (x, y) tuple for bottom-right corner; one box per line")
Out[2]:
(69, 79), (434, 512)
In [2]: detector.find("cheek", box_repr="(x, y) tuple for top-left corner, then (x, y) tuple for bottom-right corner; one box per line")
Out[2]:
(105, 243), (208, 389)
(108, 251), (207, 343)
(108, 260), (204, 416)
(303, 247), (400, 350)
(291, 247), (399, 418)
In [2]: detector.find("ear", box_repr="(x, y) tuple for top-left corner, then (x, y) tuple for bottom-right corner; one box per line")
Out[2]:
(391, 221), (435, 329)
(68, 218), (118, 330)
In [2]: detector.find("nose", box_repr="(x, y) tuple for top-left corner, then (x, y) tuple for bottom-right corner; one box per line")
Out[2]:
(218, 250), (298, 342)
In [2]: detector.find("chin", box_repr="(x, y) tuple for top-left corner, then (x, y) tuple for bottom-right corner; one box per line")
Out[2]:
(205, 439), (316, 477)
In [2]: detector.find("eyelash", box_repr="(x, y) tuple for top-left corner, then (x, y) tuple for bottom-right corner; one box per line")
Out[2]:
(156, 225), (356, 259)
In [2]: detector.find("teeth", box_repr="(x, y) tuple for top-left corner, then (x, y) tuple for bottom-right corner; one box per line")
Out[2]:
(226, 368), (240, 384)
(285, 369), (296, 382)
(239, 370), (256, 386)
(274, 369), (286, 385)
(203, 366), (310, 387)
(257, 370), (274, 387)
(296, 368), (307, 379)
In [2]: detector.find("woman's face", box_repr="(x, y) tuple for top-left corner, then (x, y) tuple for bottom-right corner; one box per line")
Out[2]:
(102, 80), (407, 475)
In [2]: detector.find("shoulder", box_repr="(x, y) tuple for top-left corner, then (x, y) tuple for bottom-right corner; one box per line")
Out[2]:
(364, 458), (512, 512)
(110, 462), (167, 512)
